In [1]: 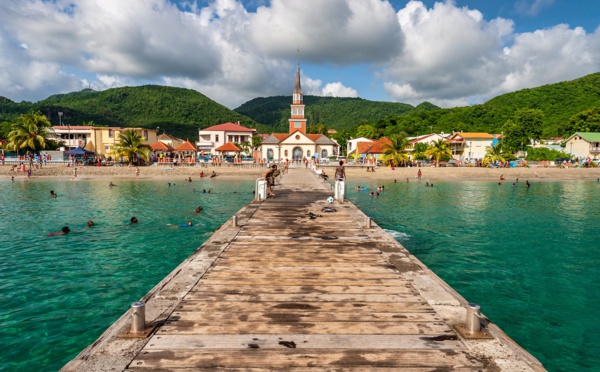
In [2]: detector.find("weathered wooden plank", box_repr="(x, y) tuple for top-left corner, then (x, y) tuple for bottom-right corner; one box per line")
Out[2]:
(183, 293), (418, 302)
(144, 334), (464, 350)
(126, 368), (481, 372)
(214, 260), (388, 267)
(157, 321), (453, 335)
(202, 271), (401, 280)
(190, 285), (415, 294)
(130, 349), (483, 369)
(175, 301), (434, 313)
(169, 311), (442, 323)
(207, 266), (399, 274)
(196, 279), (410, 286)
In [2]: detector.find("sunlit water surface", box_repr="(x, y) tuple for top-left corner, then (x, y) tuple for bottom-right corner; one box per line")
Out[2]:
(1, 178), (599, 371)
(346, 179), (600, 372)
(0, 178), (255, 371)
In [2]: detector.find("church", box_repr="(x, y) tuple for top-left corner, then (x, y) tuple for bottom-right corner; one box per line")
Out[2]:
(260, 62), (338, 162)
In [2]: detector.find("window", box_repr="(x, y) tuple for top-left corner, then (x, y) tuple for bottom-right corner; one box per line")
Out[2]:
(267, 149), (274, 159)
(108, 129), (113, 138)
(299, 108), (304, 116)
(321, 149), (328, 158)
(307, 150), (311, 157)
(284, 150), (289, 156)
(292, 108), (297, 115)
(294, 122), (302, 128)
(144, 130), (148, 140)
(215, 135), (219, 142)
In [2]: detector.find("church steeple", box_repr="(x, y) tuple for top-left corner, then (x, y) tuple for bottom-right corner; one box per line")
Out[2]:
(293, 62), (302, 103)
(289, 58), (307, 134)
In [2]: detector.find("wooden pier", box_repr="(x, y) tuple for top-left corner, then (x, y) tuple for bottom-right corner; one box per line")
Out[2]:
(63, 168), (544, 371)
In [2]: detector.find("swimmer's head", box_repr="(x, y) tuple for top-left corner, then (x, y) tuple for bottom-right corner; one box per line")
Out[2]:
(187, 221), (193, 226)
(62, 226), (71, 234)
(87, 221), (94, 227)
(130, 217), (138, 224)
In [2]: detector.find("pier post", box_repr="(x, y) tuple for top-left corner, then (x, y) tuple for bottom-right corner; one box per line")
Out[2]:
(255, 178), (267, 201)
(366, 216), (372, 228)
(334, 180), (345, 202)
(232, 215), (238, 227)
(466, 303), (481, 333)
(130, 301), (146, 333)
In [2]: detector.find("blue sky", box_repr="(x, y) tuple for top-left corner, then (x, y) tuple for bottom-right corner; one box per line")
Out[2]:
(0, 0), (599, 109)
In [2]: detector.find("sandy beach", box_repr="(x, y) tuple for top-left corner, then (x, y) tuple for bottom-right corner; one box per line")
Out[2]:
(2, 163), (600, 182)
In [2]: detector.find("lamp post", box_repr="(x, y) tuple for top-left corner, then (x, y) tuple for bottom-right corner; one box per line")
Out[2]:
(58, 112), (65, 149)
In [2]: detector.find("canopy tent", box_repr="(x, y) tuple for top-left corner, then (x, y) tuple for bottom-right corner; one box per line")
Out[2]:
(65, 146), (95, 155)
(84, 141), (96, 152)
(174, 140), (196, 152)
(173, 140), (197, 164)
(150, 141), (174, 152)
(215, 142), (241, 154)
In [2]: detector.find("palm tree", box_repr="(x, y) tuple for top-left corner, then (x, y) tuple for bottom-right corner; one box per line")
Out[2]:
(483, 143), (505, 165)
(6, 111), (52, 157)
(426, 138), (452, 167)
(381, 134), (409, 167)
(112, 129), (152, 164)
(239, 140), (251, 157)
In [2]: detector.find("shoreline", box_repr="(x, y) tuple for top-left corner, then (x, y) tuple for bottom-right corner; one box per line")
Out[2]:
(2, 164), (599, 182)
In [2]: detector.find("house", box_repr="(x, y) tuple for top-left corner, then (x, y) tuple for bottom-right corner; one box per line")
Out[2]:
(50, 126), (157, 155)
(346, 137), (373, 155)
(158, 133), (185, 149)
(563, 132), (600, 159)
(259, 61), (338, 162)
(197, 122), (257, 155)
(445, 132), (499, 161)
(347, 137), (392, 164)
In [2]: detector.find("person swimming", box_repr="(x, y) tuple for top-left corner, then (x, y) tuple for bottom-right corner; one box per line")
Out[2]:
(48, 226), (70, 237)
(109, 182), (116, 187)
(193, 206), (203, 213)
(130, 217), (138, 224)
(50, 190), (57, 198)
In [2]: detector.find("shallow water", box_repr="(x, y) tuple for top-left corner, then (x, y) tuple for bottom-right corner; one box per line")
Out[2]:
(0, 178), (255, 371)
(346, 179), (600, 372)
(1, 178), (599, 371)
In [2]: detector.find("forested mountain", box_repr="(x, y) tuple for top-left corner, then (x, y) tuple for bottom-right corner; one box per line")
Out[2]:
(235, 96), (415, 133)
(236, 73), (600, 138)
(2, 72), (600, 141)
(0, 85), (265, 140)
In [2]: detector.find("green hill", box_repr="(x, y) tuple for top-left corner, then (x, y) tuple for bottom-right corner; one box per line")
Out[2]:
(0, 85), (264, 140)
(2, 72), (600, 141)
(370, 73), (600, 137)
(234, 96), (415, 133)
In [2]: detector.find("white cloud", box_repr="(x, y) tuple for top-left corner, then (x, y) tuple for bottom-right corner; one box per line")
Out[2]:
(0, 0), (599, 111)
(382, 1), (600, 107)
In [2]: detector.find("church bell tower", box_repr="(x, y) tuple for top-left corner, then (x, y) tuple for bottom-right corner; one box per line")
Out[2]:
(289, 60), (307, 134)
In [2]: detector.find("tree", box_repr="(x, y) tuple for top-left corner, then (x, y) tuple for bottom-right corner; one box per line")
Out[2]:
(6, 110), (52, 156)
(238, 140), (251, 156)
(514, 108), (544, 140)
(483, 143), (506, 165)
(112, 129), (152, 164)
(502, 119), (525, 153)
(355, 124), (379, 139)
(307, 123), (327, 135)
(251, 135), (263, 152)
(561, 108), (600, 135)
(332, 129), (351, 156)
(412, 142), (429, 160)
(425, 139), (452, 167)
(381, 134), (409, 167)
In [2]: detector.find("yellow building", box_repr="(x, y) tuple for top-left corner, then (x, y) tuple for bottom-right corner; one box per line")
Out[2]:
(51, 126), (158, 155)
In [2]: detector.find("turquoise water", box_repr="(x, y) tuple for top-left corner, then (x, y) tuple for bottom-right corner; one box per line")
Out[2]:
(0, 178), (255, 372)
(346, 179), (600, 372)
(1, 178), (599, 371)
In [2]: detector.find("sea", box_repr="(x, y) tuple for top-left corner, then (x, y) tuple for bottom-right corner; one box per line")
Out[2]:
(0, 177), (598, 371)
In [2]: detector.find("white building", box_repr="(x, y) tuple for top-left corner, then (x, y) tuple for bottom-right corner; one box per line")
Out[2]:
(346, 137), (373, 156)
(197, 122), (257, 155)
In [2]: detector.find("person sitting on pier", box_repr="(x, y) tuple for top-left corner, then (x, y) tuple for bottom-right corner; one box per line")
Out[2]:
(263, 164), (278, 197)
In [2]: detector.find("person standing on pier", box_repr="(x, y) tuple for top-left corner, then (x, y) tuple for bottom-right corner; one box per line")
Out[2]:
(335, 160), (346, 181)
